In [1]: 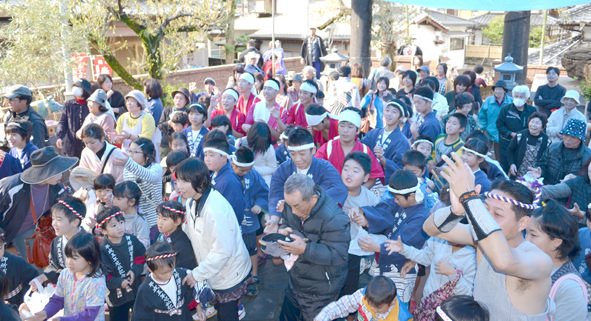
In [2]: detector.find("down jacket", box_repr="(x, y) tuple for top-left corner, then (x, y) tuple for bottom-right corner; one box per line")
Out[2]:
(536, 142), (591, 186)
(280, 187), (350, 296)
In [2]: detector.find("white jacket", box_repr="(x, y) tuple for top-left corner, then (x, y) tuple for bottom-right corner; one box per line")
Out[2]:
(183, 190), (252, 291)
(546, 106), (587, 143)
(432, 92), (449, 120)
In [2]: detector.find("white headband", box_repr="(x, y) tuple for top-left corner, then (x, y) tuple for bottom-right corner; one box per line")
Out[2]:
(300, 82), (318, 94)
(385, 102), (405, 117)
(7, 123), (22, 129)
(222, 89), (239, 101)
(264, 79), (280, 91)
(239, 73), (255, 85)
(462, 146), (486, 158)
(305, 112), (328, 126)
(414, 94), (432, 102)
(287, 143), (315, 151)
(411, 139), (434, 148)
(280, 133), (289, 140)
(203, 147), (229, 157)
(339, 109), (362, 128)
(232, 156), (255, 167)
(388, 181), (424, 203)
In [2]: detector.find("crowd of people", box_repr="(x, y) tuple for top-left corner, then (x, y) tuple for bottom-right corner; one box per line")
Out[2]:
(0, 48), (589, 321)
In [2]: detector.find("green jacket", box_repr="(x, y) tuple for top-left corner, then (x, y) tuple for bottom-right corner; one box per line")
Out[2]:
(478, 94), (513, 143)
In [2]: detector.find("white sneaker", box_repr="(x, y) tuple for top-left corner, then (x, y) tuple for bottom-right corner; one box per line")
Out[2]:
(238, 304), (246, 320)
(192, 304), (217, 320)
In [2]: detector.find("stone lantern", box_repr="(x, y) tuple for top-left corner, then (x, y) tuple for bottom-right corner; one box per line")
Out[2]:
(320, 46), (349, 74)
(494, 54), (524, 94)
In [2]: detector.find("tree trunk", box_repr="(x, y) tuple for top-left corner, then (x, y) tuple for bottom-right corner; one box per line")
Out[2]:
(102, 53), (143, 90)
(350, 0), (373, 78)
(225, 0), (236, 64)
(143, 34), (164, 81)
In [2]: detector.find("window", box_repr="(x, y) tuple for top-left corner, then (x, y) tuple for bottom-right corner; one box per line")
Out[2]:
(450, 38), (465, 51)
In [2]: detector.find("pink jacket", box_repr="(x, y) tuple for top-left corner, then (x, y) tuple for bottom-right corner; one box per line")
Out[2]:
(79, 143), (125, 182)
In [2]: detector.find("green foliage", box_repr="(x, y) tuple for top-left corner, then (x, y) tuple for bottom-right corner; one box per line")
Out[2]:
(577, 77), (591, 101)
(483, 15), (549, 48)
(161, 81), (189, 107)
(529, 26), (547, 49)
(223, 34), (250, 56)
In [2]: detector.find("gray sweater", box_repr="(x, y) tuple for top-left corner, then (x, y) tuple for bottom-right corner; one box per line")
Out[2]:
(551, 266), (588, 321)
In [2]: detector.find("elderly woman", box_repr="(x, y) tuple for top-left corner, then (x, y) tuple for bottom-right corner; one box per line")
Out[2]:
(496, 85), (537, 171)
(546, 90), (587, 143)
(478, 80), (513, 159)
(507, 112), (550, 179)
(111, 137), (163, 227)
(79, 123), (126, 182)
(76, 89), (116, 140)
(444, 75), (471, 113)
(114, 90), (158, 160)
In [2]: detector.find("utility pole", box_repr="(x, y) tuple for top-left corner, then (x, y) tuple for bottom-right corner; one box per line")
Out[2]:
(539, 9), (548, 65)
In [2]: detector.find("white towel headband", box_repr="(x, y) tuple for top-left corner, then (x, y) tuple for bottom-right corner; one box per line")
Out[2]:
(203, 147), (229, 157)
(287, 143), (315, 151)
(462, 146), (486, 158)
(338, 109), (362, 128)
(388, 181), (424, 203)
(305, 112), (328, 126)
(232, 155), (255, 167)
(300, 82), (318, 94)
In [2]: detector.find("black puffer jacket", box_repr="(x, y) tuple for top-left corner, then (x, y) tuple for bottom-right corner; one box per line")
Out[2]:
(536, 141), (591, 186)
(280, 187), (350, 296)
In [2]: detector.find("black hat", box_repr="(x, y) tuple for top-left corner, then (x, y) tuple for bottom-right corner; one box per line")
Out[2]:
(260, 233), (295, 257)
(73, 79), (91, 95)
(21, 147), (78, 184)
(171, 87), (192, 106)
(492, 80), (508, 92)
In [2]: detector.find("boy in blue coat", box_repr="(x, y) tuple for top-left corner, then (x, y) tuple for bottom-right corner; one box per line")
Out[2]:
(231, 146), (269, 297)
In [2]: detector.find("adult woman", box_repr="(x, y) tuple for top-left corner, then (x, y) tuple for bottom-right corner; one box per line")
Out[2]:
(444, 75), (471, 113)
(507, 112), (550, 179)
(395, 70), (417, 100)
(114, 90), (158, 160)
(525, 200), (588, 321)
(111, 137), (163, 227)
(242, 122), (277, 186)
(176, 158), (251, 321)
(79, 123), (125, 182)
(226, 63), (245, 90)
(436, 63), (453, 95)
(97, 74), (126, 117)
(76, 89), (116, 140)
(361, 76), (394, 130)
(254, 73), (265, 95)
(274, 74), (293, 110)
(56, 79), (91, 158)
(463, 71), (483, 109)
(497, 85), (537, 171)
(540, 156), (591, 219)
(351, 63), (368, 97)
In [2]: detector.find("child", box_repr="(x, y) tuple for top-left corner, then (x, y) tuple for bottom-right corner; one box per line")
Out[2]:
(170, 111), (190, 133)
(411, 135), (434, 160)
(430, 113), (466, 167)
(31, 196), (86, 288)
(400, 150), (439, 211)
(181, 103), (209, 158)
(6, 120), (38, 170)
(113, 181), (151, 248)
(132, 242), (195, 321)
(210, 114), (236, 147)
(340, 152), (380, 297)
(410, 86), (441, 142)
(0, 227), (38, 307)
(314, 276), (413, 321)
(169, 132), (189, 154)
(231, 147), (269, 297)
(198, 129), (238, 159)
(274, 124), (295, 165)
(305, 104), (339, 146)
(203, 137), (245, 225)
(465, 130), (507, 181)
(460, 139), (491, 193)
(97, 206), (146, 321)
(163, 150), (189, 200)
(0, 270), (20, 321)
(153, 201), (197, 270)
(93, 173), (115, 219)
(355, 169), (430, 304)
(22, 233), (106, 321)
(435, 295), (490, 321)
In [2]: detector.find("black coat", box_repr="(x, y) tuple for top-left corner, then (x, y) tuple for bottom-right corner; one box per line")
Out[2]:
(507, 130), (551, 178)
(536, 142), (591, 186)
(1, 252), (39, 306)
(238, 47), (263, 68)
(56, 99), (89, 157)
(280, 188), (350, 296)
(152, 227), (197, 270)
(496, 103), (537, 152)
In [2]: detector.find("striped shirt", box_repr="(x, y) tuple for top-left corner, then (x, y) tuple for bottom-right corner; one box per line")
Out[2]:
(123, 158), (163, 226)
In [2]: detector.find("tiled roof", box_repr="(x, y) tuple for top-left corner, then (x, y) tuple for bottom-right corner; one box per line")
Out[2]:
(428, 10), (483, 27)
(561, 3), (591, 25)
(469, 12), (559, 26)
(527, 34), (582, 66)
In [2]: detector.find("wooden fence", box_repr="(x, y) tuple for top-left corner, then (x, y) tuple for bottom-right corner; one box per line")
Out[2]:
(465, 45), (503, 59)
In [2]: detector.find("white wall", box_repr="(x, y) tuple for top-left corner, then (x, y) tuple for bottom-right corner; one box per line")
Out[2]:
(409, 24), (443, 63)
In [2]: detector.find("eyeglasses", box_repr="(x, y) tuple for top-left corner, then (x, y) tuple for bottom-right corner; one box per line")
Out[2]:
(129, 150), (144, 155)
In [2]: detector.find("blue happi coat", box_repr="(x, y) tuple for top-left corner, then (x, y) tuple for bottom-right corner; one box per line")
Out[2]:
(361, 127), (410, 182)
(269, 157), (347, 217)
(237, 168), (269, 234)
(274, 143), (291, 165)
(212, 162), (245, 224)
(181, 126), (209, 157)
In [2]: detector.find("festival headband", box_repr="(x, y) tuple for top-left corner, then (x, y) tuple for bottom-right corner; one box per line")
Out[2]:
(387, 181), (424, 203)
(300, 82), (318, 94)
(203, 147), (230, 157)
(239, 72), (255, 85)
(96, 211), (123, 229)
(484, 191), (541, 210)
(146, 253), (177, 262)
(189, 103), (206, 113)
(435, 306), (452, 321)
(232, 155), (255, 167)
(305, 112), (328, 126)
(414, 94), (433, 102)
(338, 109), (362, 128)
(264, 79), (280, 91)
(462, 146), (486, 158)
(222, 88), (239, 101)
(58, 200), (85, 221)
(280, 133), (289, 140)
(411, 139), (434, 148)
(385, 101), (405, 116)
(162, 205), (185, 215)
(7, 122), (23, 129)
(287, 143), (315, 151)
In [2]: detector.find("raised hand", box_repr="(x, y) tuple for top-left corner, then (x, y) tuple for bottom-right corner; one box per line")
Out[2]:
(384, 236), (404, 254)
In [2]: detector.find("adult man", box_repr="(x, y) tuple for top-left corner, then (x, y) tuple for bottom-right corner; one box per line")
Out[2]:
(0, 147), (76, 259)
(331, 66), (361, 114)
(238, 39), (263, 68)
(236, 72), (260, 115)
(478, 80), (513, 158)
(276, 174), (350, 321)
(417, 65), (430, 87)
(2, 85), (48, 149)
(300, 27), (328, 79)
(266, 128), (348, 232)
(286, 80), (318, 127)
(303, 66), (324, 92)
(410, 86), (441, 142)
(367, 57), (396, 91)
(534, 66), (567, 116)
(423, 153), (554, 320)
(315, 108), (384, 188)
(531, 118), (591, 186)
(244, 51), (264, 77)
